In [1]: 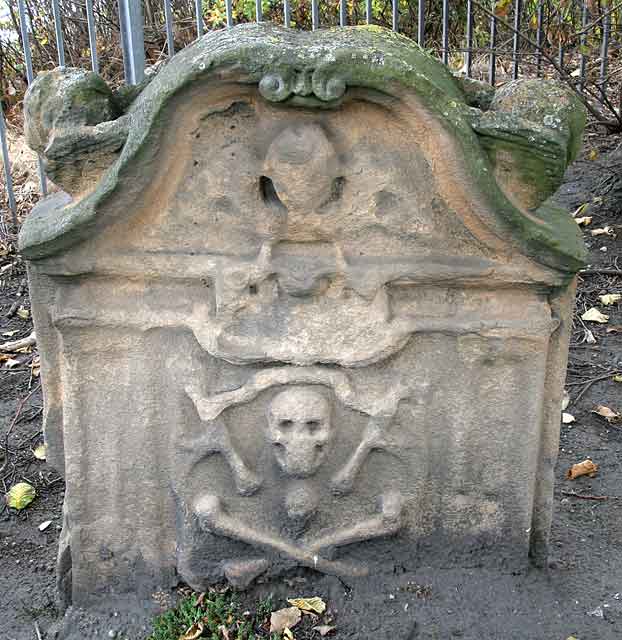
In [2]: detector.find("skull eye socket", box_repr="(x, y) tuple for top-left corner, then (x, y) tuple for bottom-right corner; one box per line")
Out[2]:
(278, 419), (294, 429)
(306, 420), (321, 433)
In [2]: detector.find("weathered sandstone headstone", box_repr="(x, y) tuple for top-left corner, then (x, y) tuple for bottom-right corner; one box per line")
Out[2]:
(21, 24), (586, 610)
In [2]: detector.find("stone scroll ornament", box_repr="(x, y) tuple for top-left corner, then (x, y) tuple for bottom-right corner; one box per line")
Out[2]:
(21, 24), (586, 614)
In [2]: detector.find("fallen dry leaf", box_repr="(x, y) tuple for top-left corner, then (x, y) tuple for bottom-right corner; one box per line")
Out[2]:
(30, 356), (41, 377)
(566, 459), (599, 480)
(270, 607), (301, 634)
(38, 520), (52, 532)
(572, 202), (590, 217)
(613, 375), (622, 383)
(584, 328), (597, 344)
(313, 625), (336, 637)
(590, 226), (615, 237)
(562, 412), (576, 424)
(2, 330), (19, 337)
(599, 293), (621, 306)
(581, 307), (609, 323)
(287, 597), (327, 615)
(283, 629), (295, 640)
(5, 357), (21, 368)
(575, 216), (592, 226)
(32, 443), (47, 460)
(593, 405), (622, 424)
(179, 622), (204, 640)
(6, 482), (36, 509)
(606, 325), (622, 334)
(16, 306), (30, 320)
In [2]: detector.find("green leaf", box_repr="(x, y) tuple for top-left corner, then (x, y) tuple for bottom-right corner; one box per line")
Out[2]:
(6, 482), (36, 509)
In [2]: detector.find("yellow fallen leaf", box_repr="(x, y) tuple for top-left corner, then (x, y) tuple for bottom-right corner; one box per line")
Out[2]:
(593, 405), (621, 424)
(566, 459), (598, 480)
(562, 412), (575, 424)
(572, 203), (590, 217)
(575, 216), (592, 226)
(179, 621), (204, 640)
(16, 307), (30, 320)
(284, 629), (295, 640)
(599, 293), (621, 306)
(33, 444), (47, 460)
(581, 307), (609, 323)
(588, 148), (599, 160)
(613, 375), (622, 383)
(6, 482), (36, 509)
(287, 597), (327, 615)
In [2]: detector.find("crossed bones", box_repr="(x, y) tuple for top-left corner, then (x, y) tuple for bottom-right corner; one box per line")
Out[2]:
(195, 490), (404, 579)
(182, 385), (404, 581)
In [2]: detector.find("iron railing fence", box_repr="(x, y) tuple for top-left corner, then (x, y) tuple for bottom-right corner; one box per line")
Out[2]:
(1, 0), (621, 228)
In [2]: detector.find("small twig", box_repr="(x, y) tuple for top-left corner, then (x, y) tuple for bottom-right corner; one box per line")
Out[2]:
(0, 331), (36, 352)
(579, 269), (622, 276)
(0, 382), (41, 476)
(572, 371), (621, 406)
(561, 490), (611, 501)
(34, 622), (43, 640)
(6, 277), (27, 318)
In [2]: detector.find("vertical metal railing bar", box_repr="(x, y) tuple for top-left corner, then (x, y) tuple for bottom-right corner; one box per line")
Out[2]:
(283, 0), (291, 26)
(17, 0), (34, 83)
(579, 2), (588, 92)
(312, 0), (319, 30)
(225, 0), (233, 28)
(417, 0), (425, 46)
(535, 1), (544, 77)
(488, 15), (497, 85)
(599, 13), (611, 102)
(366, 0), (372, 24)
(164, 0), (175, 56)
(392, 0), (398, 32)
(17, 0), (47, 196)
(85, 0), (99, 73)
(195, 0), (204, 37)
(118, 0), (146, 85)
(465, 0), (473, 78)
(340, 0), (347, 27)
(51, 0), (65, 68)
(256, 0), (263, 23)
(442, 0), (449, 65)
(0, 110), (17, 227)
(512, 0), (522, 80)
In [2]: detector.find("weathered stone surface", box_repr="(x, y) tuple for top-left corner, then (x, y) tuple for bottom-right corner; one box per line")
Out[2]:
(20, 24), (585, 614)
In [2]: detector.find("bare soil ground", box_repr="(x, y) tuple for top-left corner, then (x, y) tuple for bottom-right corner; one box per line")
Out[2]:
(0, 134), (621, 640)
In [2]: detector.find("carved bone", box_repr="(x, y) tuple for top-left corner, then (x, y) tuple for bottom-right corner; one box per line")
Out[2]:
(181, 417), (262, 496)
(331, 417), (400, 495)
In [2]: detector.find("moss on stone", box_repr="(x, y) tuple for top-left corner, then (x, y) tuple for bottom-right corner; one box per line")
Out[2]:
(20, 23), (586, 272)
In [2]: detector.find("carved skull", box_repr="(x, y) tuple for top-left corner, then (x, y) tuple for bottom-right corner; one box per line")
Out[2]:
(266, 386), (332, 478)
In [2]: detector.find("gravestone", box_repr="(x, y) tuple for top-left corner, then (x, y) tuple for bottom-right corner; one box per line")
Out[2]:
(21, 24), (586, 610)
